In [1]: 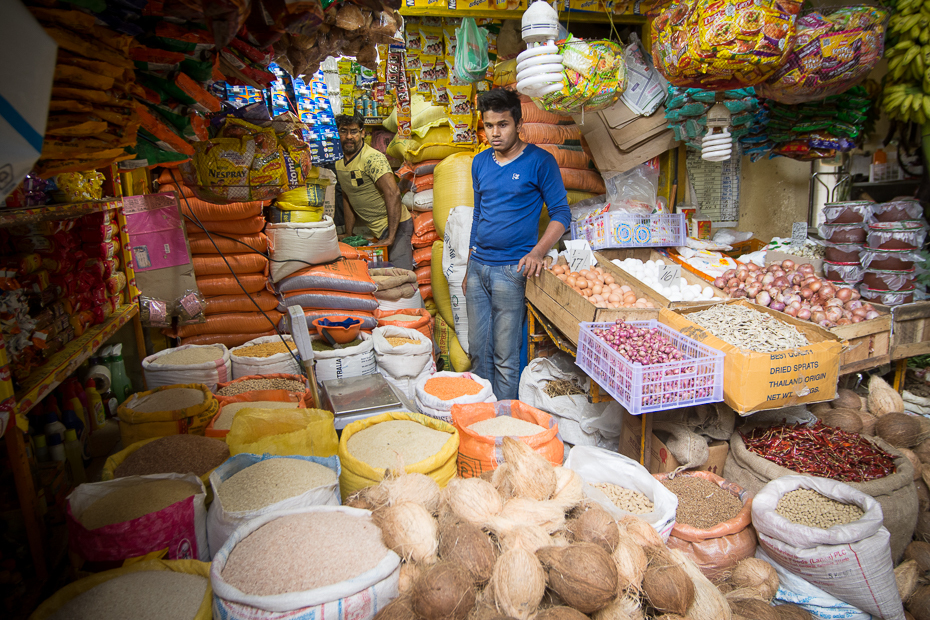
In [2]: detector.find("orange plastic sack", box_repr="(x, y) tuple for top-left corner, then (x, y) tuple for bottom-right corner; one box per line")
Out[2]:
(375, 308), (433, 340)
(281, 288), (379, 311)
(413, 211), (435, 236)
(178, 311), (283, 337)
(655, 471), (756, 580)
(413, 174), (434, 193)
(159, 182), (196, 198)
(181, 330), (277, 348)
(185, 216), (265, 235)
(180, 197), (264, 222)
(280, 308), (379, 332)
(539, 145), (595, 170)
(276, 259), (377, 295)
(205, 292), (280, 315)
(412, 230), (439, 249)
(339, 242), (365, 260)
(519, 123), (582, 146)
(196, 274), (267, 295)
(560, 169), (606, 194)
(415, 265), (431, 285)
(420, 284), (433, 300)
(189, 232), (268, 255)
(520, 101), (573, 125)
(413, 247), (432, 269)
(396, 160), (442, 181)
(451, 400), (564, 478)
(192, 253), (268, 277)
(206, 389), (309, 438)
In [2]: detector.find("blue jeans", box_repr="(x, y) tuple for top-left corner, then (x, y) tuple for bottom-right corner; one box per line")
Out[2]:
(466, 262), (527, 400)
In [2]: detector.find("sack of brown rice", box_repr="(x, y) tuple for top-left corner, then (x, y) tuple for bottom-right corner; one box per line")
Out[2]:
(210, 506), (400, 620)
(142, 345), (232, 392)
(207, 454), (341, 558)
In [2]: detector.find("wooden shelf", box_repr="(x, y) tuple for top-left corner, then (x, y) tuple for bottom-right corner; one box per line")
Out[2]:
(0, 200), (121, 229)
(399, 6), (646, 24)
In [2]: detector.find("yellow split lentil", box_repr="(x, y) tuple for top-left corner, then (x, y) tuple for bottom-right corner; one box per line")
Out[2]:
(235, 341), (297, 358)
(385, 337), (421, 347)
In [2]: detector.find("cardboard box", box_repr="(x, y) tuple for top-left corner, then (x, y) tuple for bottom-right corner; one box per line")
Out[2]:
(651, 435), (729, 475)
(766, 251), (824, 276)
(572, 100), (679, 174)
(663, 302), (845, 414)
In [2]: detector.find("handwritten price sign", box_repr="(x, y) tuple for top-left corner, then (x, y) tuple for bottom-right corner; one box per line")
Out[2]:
(657, 264), (681, 285)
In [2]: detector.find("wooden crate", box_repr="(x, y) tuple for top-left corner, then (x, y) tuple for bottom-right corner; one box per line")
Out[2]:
(891, 301), (930, 360)
(831, 313), (892, 374)
(524, 256), (661, 346)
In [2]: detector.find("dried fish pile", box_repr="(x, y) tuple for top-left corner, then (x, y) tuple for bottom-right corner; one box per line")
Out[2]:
(543, 379), (585, 397)
(684, 304), (809, 353)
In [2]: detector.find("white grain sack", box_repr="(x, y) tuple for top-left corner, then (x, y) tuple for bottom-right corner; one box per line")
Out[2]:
(49, 570), (208, 620)
(214, 401), (299, 431)
(127, 388), (206, 413)
(153, 347), (223, 366)
(347, 420), (449, 469)
(467, 416), (546, 437)
(218, 459), (338, 512)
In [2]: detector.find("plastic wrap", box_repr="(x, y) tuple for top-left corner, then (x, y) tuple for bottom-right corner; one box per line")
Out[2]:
(605, 163), (660, 215)
(818, 223), (866, 244)
(535, 38), (627, 115)
(862, 268), (917, 291)
(823, 241), (865, 263)
(859, 248), (923, 271)
(860, 284), (915, 305)
(872, 200), (923, 222)
(823, 261), (865, 284)
(867, 222), (928, 250)
(821, 201), (872, 224)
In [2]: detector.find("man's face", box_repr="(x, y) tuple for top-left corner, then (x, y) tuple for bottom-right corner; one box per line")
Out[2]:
(339, 123), (364, 156)
(482, 109), (521, 153)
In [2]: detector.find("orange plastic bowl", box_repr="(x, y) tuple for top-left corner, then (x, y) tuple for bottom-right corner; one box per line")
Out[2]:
(311, 316), (362, 344)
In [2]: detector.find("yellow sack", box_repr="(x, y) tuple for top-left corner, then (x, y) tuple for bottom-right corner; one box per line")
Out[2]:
(117, 384), (218, 448)
(450, 332), (471, 372)
(269, 206), (324, 222)
(424, 297), (438, 317)
(432, 152), (474, 239)
(338, 411), (459, 500)
(387, 126), (473, 164)
(226, 407), (338, 458)
(567, 190), (598, 205)
(29, 559), (212, 620)
(383, 93), (449, 134)
(276, 183), (327, 209)
(101, 438), (216, 491)
(493, 58), (517, 86)
(430, 241), (454, 329)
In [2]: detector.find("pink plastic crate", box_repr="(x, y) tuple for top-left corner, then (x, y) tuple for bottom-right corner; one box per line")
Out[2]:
(576, 320), (724, 414)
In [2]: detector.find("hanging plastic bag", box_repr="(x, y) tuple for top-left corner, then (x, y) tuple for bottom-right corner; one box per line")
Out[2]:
(604, 162), (660, 215)
(454, 19), (489, 84)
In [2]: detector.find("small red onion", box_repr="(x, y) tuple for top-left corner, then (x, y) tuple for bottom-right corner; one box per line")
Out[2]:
(836, 287), (853, 302)
(746, 284), (762, 298)
(812, 304), (824, 312)
(774, 269), (786, 279)
(800, 287), (814, 300)
(852, 307), (868, 318)
(809, 280), (822, 292)
(727, 278), (740, 289)
(755, 291), (771, 307)
(762, 273), (775, 286)
(747, 262), (761, 272)
(737, 268), (749, 281)
(773, 277), (789, 289)
(732, 289), (748, 298)
(714, 277), (727, 288)
(811, 311), (826, 323)
(820, 284), (835, 300)
(826, 298), (844, 308)
(767, 264), (781, 273)
(781, 259), (796, 270)
(784, 305), (799, 317)
(836, 318), (851, 326)
(825, 307), (843, 322)
(770, 301), (786, 311)
(851, 315), (864, 323)
(798, 308), (812, 320)
(799, 263), (815, 275)
(723, 269), (737, 280)
(846, 300), (863, 311)
(850, 289), (861, 301)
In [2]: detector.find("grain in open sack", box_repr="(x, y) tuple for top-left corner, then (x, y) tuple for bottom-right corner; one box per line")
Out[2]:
(467, 416), (546, 437)
(214, 401), (299, 431)
(233, 341), (297, 358)
(79, 479), (200, 530)
(216, 377), (307, 396)
(126, 388), (207, 413)
(217, 458), (338, 512)
(153, 347), (223, 366)
(114, 435), (229, 478)
(347, 420), (449, 469)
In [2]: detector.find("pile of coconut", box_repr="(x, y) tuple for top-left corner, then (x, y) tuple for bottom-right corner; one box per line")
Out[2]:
(349, 437), (809, 620)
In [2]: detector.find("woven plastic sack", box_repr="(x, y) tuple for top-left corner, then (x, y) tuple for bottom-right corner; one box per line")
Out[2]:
(230, 335), (301, 379)
(372, 326), (435, 401)
(535, 38), (628, 115)
(206, 454), (341, 558)
(211, 506), (401, 620)
(206, 390), (309, 439)
(267, 217), (341, 283)
(652, 0), (803, 90)
(454, 18), (489, 83)
(66, 474), (209, 566)
(416, 371), (495, 423)
(100, 437), (222, 489)
(375, 308), (433, 341)
(142, 344), (231, 392)
(117, 384), (219, 447)
(338, 412), (460, 500)
(226, 408), (338, 458)
(756, 6), (889, 104)
(432, 153), (474, 239)
(29, 559), (213, 620)
(313, 332), (377, 384)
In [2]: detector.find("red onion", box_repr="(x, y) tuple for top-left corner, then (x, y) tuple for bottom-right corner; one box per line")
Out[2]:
(812, 304), (824, 312)
(799, 264), (815, 275)
(784, 306), (799, 317)
(727, 278), (740, 289)
(755, 291), (771, 307)
(811, 311), (826, 323)
(773, 277), (789, 289)
(732, 289), (748, 298)
(761, 273), (775, 286)
(774, 269), (787, 279)
(847, 300), (863, 311)
(714, 277), (727, 288)
(826, 298), (844, 308)
(791, 273), (804, 286)
(762, 282), (773, 291)
(791, 285), (801, 293)
(723, 269), (737, 280)
(788, 301), (802, 311)
(746, 284), (762, 298)
(825, 307), (843, 323)
(798, 308), (812, 320)
(820, 284), (835, 300)
(737, 268), (749, 281)
(836, 318), (851, 326)
(781, 259), (796, 270)
(593, 320), (685, 365)
(800, 287), (814, 300)
(851, 315), (863, 323)
(747, 262), (760, 272)
(862, 303), (875, 312)
(767, 264), (781, 273)
(836, 287), (853, 302)
(770, 301), (786, 311)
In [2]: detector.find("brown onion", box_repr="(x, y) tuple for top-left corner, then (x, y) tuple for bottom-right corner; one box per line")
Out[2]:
(809, 280), (822, 292)
(852, 307), (868, 318)
(811, 311), (826, 323)
(798, 308), (812, 320)
(819, 320), (835, 328)
(861, 303), (875, 312)
(826, 298), (844, 308)
(850, 289), (861, 301)
(781, 259), (796, 270)
(836, 287), (853, 302)
(820, 284), (835, 300)
(800, 287), (814, 300)
(825, 307), (843, 323)
(836, 318), (851, 326)
(798, 264), (815, 275)
(784, 306), (799, 317)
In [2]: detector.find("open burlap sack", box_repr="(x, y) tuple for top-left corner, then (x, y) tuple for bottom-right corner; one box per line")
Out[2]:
(724, 432), (917, 563)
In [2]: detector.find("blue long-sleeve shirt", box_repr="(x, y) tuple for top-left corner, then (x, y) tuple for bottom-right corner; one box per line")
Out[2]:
(469, 144), (571, 266)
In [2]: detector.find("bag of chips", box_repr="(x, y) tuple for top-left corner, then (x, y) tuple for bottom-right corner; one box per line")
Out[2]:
(535, 37), (628, 115)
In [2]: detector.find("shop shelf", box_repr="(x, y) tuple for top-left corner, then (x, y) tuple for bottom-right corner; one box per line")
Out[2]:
(571, 213), (686, 249)
(12, 304), (139, 417)
(575, 320), (724, 414)
(0, 199), (121, 228)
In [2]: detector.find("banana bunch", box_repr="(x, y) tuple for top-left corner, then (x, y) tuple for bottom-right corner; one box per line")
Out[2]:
(886, 40), (930, 82)
(882, 82), (930, 123)
(882, 0), (930, 122)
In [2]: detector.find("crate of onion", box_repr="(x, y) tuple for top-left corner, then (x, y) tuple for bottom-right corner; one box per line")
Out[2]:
(575, 316), (724, 414)
(714, 258), (891, 374)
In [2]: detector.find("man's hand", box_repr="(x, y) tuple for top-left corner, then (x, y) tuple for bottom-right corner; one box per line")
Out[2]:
(370, 237), (394, 248)
(517, 250), (548, 277)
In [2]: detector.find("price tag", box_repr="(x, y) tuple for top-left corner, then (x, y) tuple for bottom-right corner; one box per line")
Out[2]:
(566, 249), (592, 272)
(792, 222), (807, 245)
(657, 263), (681, 285)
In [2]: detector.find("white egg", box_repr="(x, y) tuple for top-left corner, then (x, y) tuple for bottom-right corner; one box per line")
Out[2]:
(702, 287), (713, 298)
(679, 278), (688, 288)
(656, 259), (665, 266)
(646, 260), (655, 267)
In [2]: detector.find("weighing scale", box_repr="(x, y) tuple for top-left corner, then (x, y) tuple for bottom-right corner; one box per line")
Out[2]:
(321, 373), (417, 430)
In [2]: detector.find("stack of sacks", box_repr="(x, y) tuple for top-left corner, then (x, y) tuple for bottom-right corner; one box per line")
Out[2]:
(370, 268), (423, 311)
(156, 171), (280, 347)
(385, 96), (472, 180)
(274, 257), (380, 332)
(399, 159), (440, 235)
(412, 211), (436, 302)
(266, 170), (333, 224)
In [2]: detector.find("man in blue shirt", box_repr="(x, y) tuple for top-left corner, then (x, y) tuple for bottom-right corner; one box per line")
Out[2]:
(466, 89), (571, 400)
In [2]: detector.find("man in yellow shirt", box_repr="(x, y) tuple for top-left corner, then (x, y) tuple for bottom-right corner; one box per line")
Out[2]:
(335, 113), (413, 269)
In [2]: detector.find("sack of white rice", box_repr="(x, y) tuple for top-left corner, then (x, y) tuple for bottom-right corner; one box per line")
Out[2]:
(142, 345), (231, 392)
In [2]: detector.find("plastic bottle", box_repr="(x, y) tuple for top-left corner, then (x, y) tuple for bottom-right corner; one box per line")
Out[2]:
(61, 407), (85, 440)
(84, 379), (107, 429)
(69, 380), (91, 429)
(47, 433), (65, 462)
(100, 383), (119, 420)
(62, 383), (86, 430)
(108, 343), (133, 405)
(34, 435), (49, 463)
(63, 429), (87, 485)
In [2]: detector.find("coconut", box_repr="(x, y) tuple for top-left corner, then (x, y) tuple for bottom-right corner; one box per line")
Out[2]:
(345, 487), (377, 510)
(374, 594), (417, 620)
(413, 562), (477, 620)
(550, 467), (584, 512)
(654, 616), (688, 620)
(906, 585), (930, 620)
(876, 412), (924, 448)
(489, 548), (546, 620)
(899, 448), (924, 480)
(592, 591), (642, 620)
(611, 537), (648, 592)
(915, 439), (930, 464)
(817, 408), (864, 434)
(373, 502), (439, 564)
(380, 470), (442, 514)
(617, 515), (664, 549)
(774, 604), (813, 620)
(444, 478), (504, 525)
(831, 389), (862, 409)
(534, 607), (590, 620)
(537, 543), (618, 614)
(566, 503), (619, 553)
(727, 597), (779, 620)
(438, 521), (498, 585)
(924, 464), (930, 490)
(904, 540), (930, 573)
(859, 411), (877, 436)
(868, 375), (904, 416)
(491, 464), (515, 500)
(488, 498), (566, 535)
(499, 525), (555, 554)
(729, 558), (779, 602)
(915, 511), (930, 543)
(466, 589), (501, 620)
(896, 560), (920, 602)
(917, 480), (930, 513)
(672, 549), (731, 620)
(501, 437), (557, 501)
(641, 547), (695, 616)
(399, 562), (423, 594)
(809, 402), (832, 416)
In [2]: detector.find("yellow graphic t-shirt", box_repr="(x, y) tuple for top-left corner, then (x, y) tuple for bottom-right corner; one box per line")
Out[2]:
(336, 144), (410, 238)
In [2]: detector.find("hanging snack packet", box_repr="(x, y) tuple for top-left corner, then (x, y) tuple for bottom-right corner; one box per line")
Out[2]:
(420, 55), (439, 82)
(194, 137), (255, 202)
(420, 25), (445, 56)
(447, 84), (475, 115)
(450, 114), (476, 143)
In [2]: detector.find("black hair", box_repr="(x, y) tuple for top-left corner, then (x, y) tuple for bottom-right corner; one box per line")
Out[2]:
(336, 113), (365, 130)
(477, 89), (522, 125)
